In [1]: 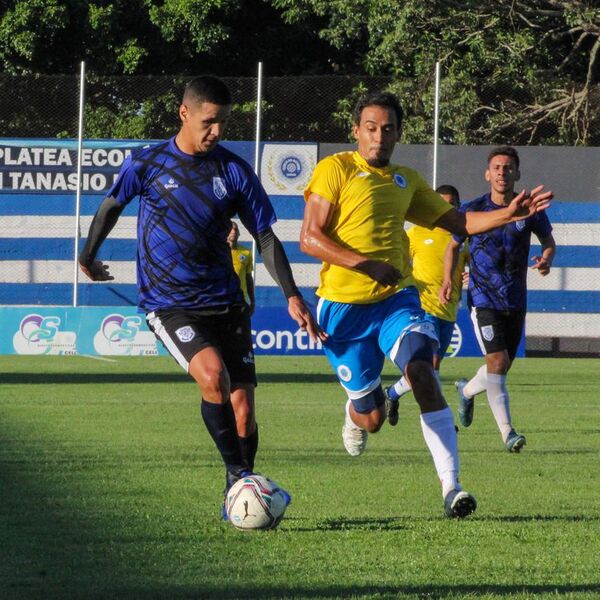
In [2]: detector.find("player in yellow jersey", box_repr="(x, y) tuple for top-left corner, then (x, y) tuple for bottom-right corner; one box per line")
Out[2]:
(384, 185), (469, 425)
(301, 90), (552, 518)
(228, 221), (255, 314)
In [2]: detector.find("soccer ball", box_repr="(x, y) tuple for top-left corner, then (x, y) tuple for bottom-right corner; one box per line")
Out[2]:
(225, 474), (288, 530)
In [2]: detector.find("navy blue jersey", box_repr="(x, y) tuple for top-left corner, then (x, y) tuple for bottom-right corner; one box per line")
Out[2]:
(453, 193), (553, 311)
(108, 138), (276, 312)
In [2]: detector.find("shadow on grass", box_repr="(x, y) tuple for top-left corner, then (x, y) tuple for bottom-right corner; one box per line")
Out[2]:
(294, 516), (410, 532)
(0, 372), (338, 385)
(118, 582), (600, 599)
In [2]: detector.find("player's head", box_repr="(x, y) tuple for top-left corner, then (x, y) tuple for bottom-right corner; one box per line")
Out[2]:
(485, 146), (520, 196)
(178, 76), (232, 155)
(435, 184), (460, 208)
(352, 91), (403, 168)
(227, 220), (240, 246)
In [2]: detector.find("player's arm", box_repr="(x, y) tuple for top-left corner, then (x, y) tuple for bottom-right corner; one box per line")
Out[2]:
(300, 193), (402, 286)
(435, 186), (553, 236)
(531, 233), (556, 276)
(255, 227), (327, 343)
(78, 196), (125, 281)
(439, 238), (461, 305)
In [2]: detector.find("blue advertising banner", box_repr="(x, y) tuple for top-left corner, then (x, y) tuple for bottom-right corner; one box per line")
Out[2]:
(0, 304), (509, 357)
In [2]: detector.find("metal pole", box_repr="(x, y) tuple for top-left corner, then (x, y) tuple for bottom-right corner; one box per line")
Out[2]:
(254, 61), (263, 176)
(432, 61), (441, 189)
(73, 60), (86, 307)
(251, 61), (263, 275)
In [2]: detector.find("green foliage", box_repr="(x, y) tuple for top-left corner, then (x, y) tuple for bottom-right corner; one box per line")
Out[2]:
(1, 355), (600, 598)
(0, 0), (598, 143)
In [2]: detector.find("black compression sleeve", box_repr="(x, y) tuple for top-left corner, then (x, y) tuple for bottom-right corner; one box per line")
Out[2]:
(255, 228), (301, 299)
(78, 196), (124, 266)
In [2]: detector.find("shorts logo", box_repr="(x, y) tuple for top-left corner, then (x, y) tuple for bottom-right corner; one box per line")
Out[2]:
(481, 325), (494, 342)
(242, 351), (255, 365)
(393, 173), (407, 188)
(175, 326), (195, 343)
(213, 177), (227, 199)
(337, 364), (352, 382)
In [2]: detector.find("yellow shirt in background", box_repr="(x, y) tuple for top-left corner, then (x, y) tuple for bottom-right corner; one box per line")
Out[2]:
(231, 245), (253, 305)
(304, 151), (452, 304)
(408, 225), (468, 321)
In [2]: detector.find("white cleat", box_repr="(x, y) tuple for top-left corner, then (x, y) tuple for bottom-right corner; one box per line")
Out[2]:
(342, 415), (368, 456)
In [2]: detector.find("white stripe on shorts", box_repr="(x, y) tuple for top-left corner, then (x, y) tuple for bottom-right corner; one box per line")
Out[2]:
(470, 306), (487, 356)
(146, 311), (190, 372)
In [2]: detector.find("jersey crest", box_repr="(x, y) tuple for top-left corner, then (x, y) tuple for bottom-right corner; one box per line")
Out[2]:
(213, 177), (227, 199)
(393, 173), (407, 188)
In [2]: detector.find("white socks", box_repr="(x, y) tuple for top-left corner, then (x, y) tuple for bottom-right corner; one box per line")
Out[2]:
(345, 399), (362, 430)
(391, 370), (441, 399)
(463, 364), (487, 399)
(420, 407), (460, 498)
(391, 376), (412, 398)
(486, 373), (513, 441)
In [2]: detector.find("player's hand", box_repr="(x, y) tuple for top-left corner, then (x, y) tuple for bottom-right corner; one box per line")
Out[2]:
(79, 259), (114, 281)
(287, 296), (328, 344)
(438, 281), (452, 305)
(531, 255), (551, 276)
(357, 259), (403, 287)
(461, 270), (470, 286)
(509, 185), (553, 219)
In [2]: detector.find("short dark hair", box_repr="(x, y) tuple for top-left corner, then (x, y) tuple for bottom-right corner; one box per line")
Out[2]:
(183, 76), (232, 106)
(488, 146), (520, 169)
(352, 91), (404, 128)
(435, 184), (460, 204)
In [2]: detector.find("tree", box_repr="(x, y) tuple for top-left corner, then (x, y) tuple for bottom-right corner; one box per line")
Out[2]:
(273, 0), (600, 144)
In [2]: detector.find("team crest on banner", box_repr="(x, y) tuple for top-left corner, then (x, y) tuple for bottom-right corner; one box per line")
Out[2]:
(261, 143), (317, 195)
(481, 325), (494, 341)
(213, 177), (227, 199)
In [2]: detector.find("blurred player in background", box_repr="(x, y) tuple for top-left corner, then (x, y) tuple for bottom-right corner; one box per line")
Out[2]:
(384, 184), (469, 426)
(79, 75), (325, 519)
(301, 90), (552, 518)
(228, 220), (255, 315)
(446, 146), (556, 452)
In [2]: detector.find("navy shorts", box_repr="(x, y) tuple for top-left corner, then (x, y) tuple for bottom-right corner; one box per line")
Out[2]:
(471, 307), (525, 362)
(146, 304), (257, 385)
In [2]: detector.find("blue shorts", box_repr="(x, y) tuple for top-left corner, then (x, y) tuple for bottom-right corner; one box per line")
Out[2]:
(317, 287), (438, 398)
(423, 313), (455, 360)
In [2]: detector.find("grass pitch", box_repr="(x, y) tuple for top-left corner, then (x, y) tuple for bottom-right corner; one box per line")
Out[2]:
(0, 355), (599, 599)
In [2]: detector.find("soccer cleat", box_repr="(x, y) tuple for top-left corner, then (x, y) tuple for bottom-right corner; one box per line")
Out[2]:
(342, 418), (368, 456)
(505, 429), (527, 453)
(222, 469), (252, 521)
(455, 379), (474, 427)
(444, 489), (477, 519)
(384, 386), (400, 426)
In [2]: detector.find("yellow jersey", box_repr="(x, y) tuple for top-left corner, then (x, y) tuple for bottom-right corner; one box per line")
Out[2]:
(231, 245), (253, 305)
(304, 151), (452, 304)
(407, 226), (469, 322)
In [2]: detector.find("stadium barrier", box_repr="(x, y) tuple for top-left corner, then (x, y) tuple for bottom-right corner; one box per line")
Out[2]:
(0, 138), (597, 357)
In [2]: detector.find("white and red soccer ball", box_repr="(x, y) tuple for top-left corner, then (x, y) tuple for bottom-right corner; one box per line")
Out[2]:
(225, 474), (288, 530)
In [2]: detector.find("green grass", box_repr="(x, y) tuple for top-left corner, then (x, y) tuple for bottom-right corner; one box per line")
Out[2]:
(1, 355), (599, 599)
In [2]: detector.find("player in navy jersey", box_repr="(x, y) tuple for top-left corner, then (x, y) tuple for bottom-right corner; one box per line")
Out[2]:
(442, 146), (556, 452)
(79, 75), (325, 519)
